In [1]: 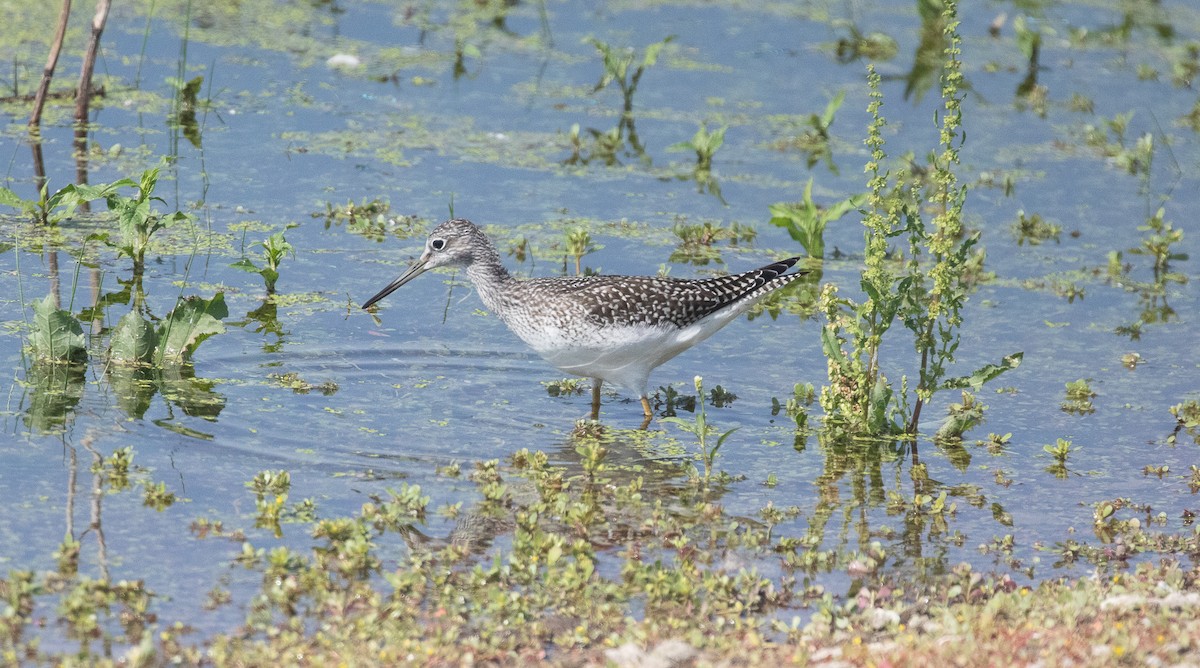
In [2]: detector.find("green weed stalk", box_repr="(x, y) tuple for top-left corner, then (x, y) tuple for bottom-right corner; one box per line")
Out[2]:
(819, 0), (1020, 436)
(662, 376), (737, 485)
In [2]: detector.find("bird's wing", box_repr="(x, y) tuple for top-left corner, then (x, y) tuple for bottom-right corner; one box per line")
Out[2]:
(530, 257), (803, 329)
(688, 257), (804, 320)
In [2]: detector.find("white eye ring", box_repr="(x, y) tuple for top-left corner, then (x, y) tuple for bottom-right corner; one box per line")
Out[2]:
(431, 238), (446, 251)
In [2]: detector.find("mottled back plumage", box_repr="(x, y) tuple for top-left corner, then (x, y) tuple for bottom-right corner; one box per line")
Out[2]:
(362, 218), (806, 420)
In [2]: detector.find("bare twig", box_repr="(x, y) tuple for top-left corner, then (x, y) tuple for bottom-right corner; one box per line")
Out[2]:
(29, 0), (73, 130)
(75, 0), (112, 185)
(75, 0), (112, 139)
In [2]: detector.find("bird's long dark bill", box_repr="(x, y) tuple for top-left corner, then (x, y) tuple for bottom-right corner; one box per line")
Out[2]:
(361, 258), (429, 309)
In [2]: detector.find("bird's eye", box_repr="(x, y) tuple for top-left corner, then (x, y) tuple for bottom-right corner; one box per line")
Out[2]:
(431, 238), (446, 251)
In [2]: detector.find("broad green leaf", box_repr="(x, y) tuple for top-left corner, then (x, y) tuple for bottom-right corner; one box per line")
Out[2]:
(156, 293), (229, 365)
(137, 163), (163, 199)
(260, 268), (280, 290)
(28, 295), (87, 364)
(0, 187), (26, 208)
(230, 257), (262, 273)
(861, 279), (884, 304)
(58, 179), (134, 206)
(940, 352), (1023, 391)
(867, 376), (894, 433)
(820, 326), (848, 366)
(108, 311), (159, 366)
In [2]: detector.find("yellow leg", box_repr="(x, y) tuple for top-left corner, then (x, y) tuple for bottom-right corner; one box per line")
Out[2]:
(590, 379), (602, 420)
(640, 396), (652, 417)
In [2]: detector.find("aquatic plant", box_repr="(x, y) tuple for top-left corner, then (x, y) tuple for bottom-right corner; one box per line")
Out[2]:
(772, 91), (847, 171)
(0, 179), (97, 226)
(563, 227), (596, 275)
(661, 376), (737, 485)
(142, 481), (177, 511)
(669, 219), (755, 265)
(570, 35), (673, 164)
(1130, 207), (1187, 280)
(1083, 111), (1155, 177)
(1011, 209), (1061, 245)
(654, 383), (696, 416)
(316, 198), (398, 243)
(768, 178), (863, 259)
(80, 159), (192, 275)
(668, 122), (727, 172)
(1044, 437), (1077, 478)
(27, 294), (87, 364)
(2, 164), (189, 272)
(934, 390), (985, 443)
(1168, 400), (1200, 446)
(170, 75), (207, 148)
(771, 382), (816, 431)
(248, 470), (291, 498)
(833, 24), (899, 63)
(818, 0), (1021, 436)
(232, 227), (296, 294)
(1060, 378), (1096, 415)
(588, 35), (672, 123)
(107, 293), (228, 368)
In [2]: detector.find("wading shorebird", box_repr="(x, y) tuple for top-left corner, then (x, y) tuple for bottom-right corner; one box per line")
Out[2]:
(362, 218), (805, 425)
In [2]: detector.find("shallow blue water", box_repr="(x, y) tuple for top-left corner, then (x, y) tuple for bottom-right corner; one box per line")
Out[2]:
(1, 0), (1198, 641)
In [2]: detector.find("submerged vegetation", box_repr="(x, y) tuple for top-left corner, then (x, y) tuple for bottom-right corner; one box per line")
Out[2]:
(3, 445), (1200, 664)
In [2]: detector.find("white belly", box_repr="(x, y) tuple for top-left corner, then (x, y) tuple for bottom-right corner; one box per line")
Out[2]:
(520, 319), (726, 396)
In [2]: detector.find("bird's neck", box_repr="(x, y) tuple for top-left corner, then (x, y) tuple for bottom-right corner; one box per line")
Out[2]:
(466, 245), (514, 314)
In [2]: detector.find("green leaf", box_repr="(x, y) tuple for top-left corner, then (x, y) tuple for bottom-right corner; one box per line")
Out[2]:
(230, 257), (262, 273)
(714, 427), (739, 454)
(861, 278), (883, 305)
(940, 352), (1023, 391)
(659, 416), (696, 436)
(0, 186), (27, 208)
(108, 311), (159, 366)
(820, 90), (846, 127)
(826, 193), (866, 221)
(28, 295), (87, 364)
(58, 179), (135, 206)
(820, 326), (848, 366)
(156, 293), (228, 365)
(695, 125), (726, 154)
(641, 35), (674, 68)
(867, 376), (894, 433)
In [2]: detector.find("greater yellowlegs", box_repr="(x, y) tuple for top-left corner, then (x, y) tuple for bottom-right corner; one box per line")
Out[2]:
(362, 218), (805, 422)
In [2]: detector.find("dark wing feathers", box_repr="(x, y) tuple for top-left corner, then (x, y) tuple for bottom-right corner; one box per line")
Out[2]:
(689, 257), (804, 321)
(547, 257), (805, 329)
